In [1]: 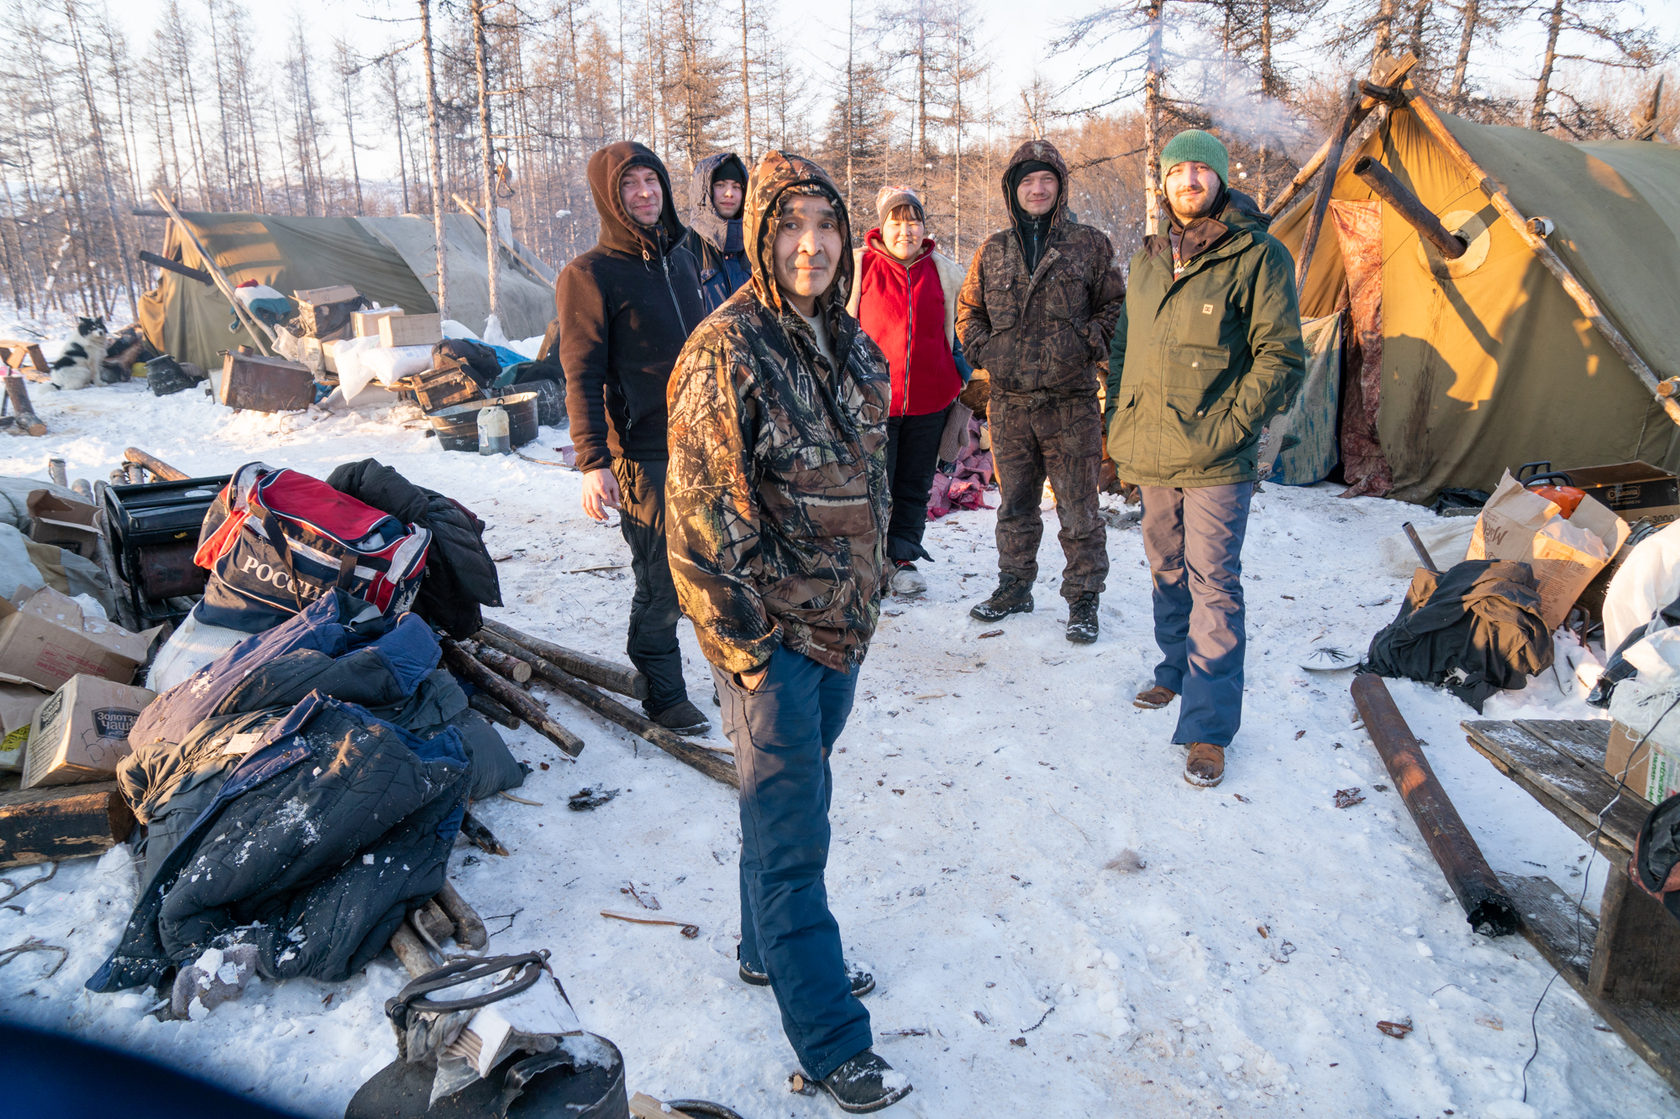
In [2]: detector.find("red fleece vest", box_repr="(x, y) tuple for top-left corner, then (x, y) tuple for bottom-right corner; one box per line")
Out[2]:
(855, 234), (961, 417)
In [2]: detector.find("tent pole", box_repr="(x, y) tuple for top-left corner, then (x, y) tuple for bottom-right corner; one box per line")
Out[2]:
(150, 188), (275, 357)
(1292, 80), (1363, 290)
(1402, 84), (1680, 428)
(1265, 52), (1417, 220)
(452, 192), (558, 285)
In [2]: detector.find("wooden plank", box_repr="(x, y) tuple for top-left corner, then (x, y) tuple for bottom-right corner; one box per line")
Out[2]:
(1504, 874), (1680, 1095)
(1514, 718), (1612, 767)
(0, 779), (134, 868)
(1589, 867), (1680, 1003)
(1463, 720), (1647, 854)
(629, 1094), (695, 1119)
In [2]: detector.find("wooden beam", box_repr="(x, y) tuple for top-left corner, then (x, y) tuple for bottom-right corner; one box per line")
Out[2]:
(1461, 719), (1647, 856)
(479, 620), (648, 701)
(451, 192), (559, 284)
(1265, 52), (1417, 219)
(123, 447), (191, 482)
(139, 250), (213, 286)
(441, 640), (585, 758)
(1401, 83), (1680, 428)
(150, 188), (276, 357)
(0, 780), (134, 869)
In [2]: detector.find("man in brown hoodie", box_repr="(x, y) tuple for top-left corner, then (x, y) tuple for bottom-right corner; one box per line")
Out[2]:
(956, 139), (1125, 643)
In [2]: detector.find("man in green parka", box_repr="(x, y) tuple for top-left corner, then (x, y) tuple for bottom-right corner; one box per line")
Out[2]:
(1105, 129), (1305, 788)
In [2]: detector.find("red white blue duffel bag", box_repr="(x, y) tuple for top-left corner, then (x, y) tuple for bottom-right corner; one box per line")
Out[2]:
(193, 461), (432, 632)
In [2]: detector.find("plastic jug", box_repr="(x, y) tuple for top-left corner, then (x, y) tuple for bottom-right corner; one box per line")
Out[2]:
(478, 404), (511, 455)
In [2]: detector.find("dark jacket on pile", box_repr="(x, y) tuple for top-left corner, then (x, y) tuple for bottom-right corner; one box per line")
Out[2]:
(326, 459), (502, 639)
(89, 593), (483, 993)
(681, 152), (752, 314)
(556, 141), (707, 472)
(1360, 560), (1554, 712)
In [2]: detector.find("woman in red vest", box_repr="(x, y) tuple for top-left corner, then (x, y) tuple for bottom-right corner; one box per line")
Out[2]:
(848, 186), (970, 597)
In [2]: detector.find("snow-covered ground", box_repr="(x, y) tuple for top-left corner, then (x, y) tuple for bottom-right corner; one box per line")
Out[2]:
(0, 365), (1673, 1117)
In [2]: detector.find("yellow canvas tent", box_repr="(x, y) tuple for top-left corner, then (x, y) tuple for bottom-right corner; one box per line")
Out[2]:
(137, 211), (556, 372)
(1271, 89), (1680, 503)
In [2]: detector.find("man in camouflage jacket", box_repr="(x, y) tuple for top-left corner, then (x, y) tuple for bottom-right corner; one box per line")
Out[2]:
(665, 150), (912, 1112)
(956, 139), (1125, 643)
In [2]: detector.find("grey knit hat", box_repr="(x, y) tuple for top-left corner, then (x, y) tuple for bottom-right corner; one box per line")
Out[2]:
(876, 185), (925, 223)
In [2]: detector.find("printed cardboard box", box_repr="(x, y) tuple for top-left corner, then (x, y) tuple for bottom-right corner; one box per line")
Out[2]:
(26, 491), (102, 558)
(0, 682), (47, 771)
(1466, 471), (1631, 630)
(21, 675), (156, 789)
(0, 586), (161, 691)
(1605, 718), (1680, 805)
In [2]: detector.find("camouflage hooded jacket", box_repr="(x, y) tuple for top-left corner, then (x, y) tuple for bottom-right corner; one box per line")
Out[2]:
(665, 151), (891, 675)
(955, 139), (1126, 396)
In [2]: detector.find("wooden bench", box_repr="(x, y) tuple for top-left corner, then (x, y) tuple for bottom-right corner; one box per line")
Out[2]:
(1462, 718), (1680, 1092)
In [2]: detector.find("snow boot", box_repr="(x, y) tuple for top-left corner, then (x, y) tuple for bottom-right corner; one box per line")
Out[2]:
(739, 955), (875, 998)
(1133, 685), (1176, 710)
(816, 1050), (912, 1113)
(969, 574), (1033, 621)
(647, 699), (709, 736)
(1066, 593), (1099, 644)
(1184, 742), (1226, 787)
(889, 560), (927, 597)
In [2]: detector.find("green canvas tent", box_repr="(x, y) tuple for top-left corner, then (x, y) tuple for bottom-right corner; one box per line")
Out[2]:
(137, 210), (556, 371)
(1271, 90), (1680, 502)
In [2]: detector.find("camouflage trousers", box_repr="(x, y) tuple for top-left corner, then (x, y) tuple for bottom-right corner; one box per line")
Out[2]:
(988, 388), (1109, 600)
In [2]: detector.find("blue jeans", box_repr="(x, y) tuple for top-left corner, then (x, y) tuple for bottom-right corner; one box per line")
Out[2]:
(713, 645), (871, 1080)
(1138, 482), (1253, 748)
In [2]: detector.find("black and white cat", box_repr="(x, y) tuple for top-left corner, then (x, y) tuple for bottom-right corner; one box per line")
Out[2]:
(48, 316), (109, 390)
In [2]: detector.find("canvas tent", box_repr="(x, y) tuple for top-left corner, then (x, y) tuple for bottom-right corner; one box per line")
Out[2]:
(1271, 89), (1680, 503)
(137, 211), (556, 371)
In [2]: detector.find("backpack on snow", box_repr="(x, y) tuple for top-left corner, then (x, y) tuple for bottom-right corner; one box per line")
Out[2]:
(193, 462), (431, 633)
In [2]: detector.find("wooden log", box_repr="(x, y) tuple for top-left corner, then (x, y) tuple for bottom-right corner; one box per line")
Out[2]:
(138, 249), (213, 286)
(417, 899), (454, 945)
(1293, 81), (1363, 289)
(389, 923), (436, 977)
(3, 376), (45, 436)
(466, 639), (531, 683)
(479, 619), (648, 701)
(1352, 673), (1518, 936)
(436, 880), (488, 950)
(504, 646), (738, 789)
(441, 640), (584, 758)
(467, 691), (520, 729)
(123, 447), (190, 482)
(1401, 83), (1680, 428)
(629, 1094), (697, 1119)
(460, 809), (510, 856)
(0, 780), (135, 869)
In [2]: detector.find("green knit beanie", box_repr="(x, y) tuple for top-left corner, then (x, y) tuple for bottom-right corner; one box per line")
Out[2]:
(1160, 129), (1229, 186)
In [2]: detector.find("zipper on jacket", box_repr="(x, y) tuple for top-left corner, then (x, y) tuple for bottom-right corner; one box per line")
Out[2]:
(645, 246), (689, 336)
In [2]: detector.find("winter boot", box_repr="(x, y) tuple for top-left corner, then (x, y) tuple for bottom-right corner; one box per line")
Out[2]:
(1133, 685), (1177, 710)
(739, 954), (875, 998)
(647, 698), (709, 736)
(889, 560), (927, 597)
(816, 1049), (912, 1113)
(969, 574), (1033, 621)
(1066, 593), (1099, 644)
(1184, 742), (1226, 787)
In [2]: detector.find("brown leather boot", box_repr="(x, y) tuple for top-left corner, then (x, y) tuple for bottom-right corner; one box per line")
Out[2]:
(1184, 742), (1226, 787)
(1133, 685), (1177, 710)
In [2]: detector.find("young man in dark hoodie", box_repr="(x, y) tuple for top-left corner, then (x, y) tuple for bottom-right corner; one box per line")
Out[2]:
(666, 150), (912, 1114)
(556, 141), (710, 734)
(1106, 129), (1305, 788)
(681, 152), (752, 313)
(956, 139), (1126, 644)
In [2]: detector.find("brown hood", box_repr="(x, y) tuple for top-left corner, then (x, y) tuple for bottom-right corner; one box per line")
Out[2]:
(1002, 138), (1070, 230)
(586, 141), (687, 258)
(743, 150), (856, 323)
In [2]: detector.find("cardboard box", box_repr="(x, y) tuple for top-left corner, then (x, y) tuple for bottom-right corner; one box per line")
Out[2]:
(1467, 471), (1631, 630)
(0, 586), (161, 691)
(352, 307), (406, 338)
(1606, 718), (1680, 805)
(219, 351), (315, 413)
(380, 312), (443, 348)
(21, 675), (155, 789)
(0, 683), (46, 771)
(26, 491), (102, 558)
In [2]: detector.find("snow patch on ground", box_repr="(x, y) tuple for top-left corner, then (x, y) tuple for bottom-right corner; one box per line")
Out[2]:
(0, 350), (1672, 1116)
